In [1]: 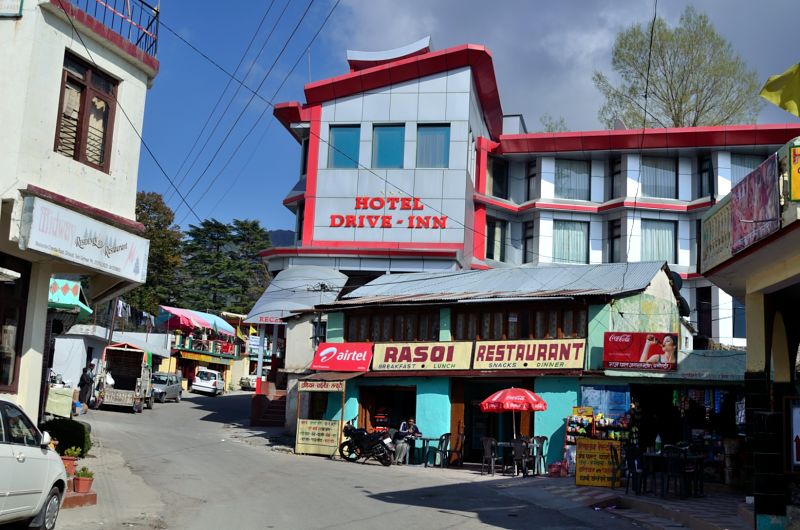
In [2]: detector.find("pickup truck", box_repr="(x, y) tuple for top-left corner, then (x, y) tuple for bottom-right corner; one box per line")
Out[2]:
(95, 342), (154, 412)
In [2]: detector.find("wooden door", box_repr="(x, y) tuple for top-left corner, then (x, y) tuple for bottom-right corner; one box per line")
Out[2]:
(450, 379), (465, 464)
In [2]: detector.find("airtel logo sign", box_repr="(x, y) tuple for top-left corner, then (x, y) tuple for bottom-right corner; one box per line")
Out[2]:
(311, 342), (373, 372)
(318, 346), (368, 362)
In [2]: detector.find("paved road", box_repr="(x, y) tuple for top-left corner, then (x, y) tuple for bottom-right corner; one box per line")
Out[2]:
(57, 392), (638, 530)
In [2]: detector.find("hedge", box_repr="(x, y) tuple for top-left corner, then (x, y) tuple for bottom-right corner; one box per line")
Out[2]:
(40, 418), (92, 457)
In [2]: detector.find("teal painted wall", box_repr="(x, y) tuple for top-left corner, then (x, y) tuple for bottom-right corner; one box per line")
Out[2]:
(534, 377), (579, 465)
(587, 304), (609, 370)
(439, 308), (451, 341)
(326, 312), (344, 342)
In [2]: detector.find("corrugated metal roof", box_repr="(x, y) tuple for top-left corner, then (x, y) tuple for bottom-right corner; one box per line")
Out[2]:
(337, 262), (668, 306)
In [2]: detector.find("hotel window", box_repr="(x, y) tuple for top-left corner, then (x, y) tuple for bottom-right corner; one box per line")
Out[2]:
(55, 52), (117, 172)
(372, 124), (405, 168)
(610, 156), (623, 199)
(641, 219), (676, 263)
(416, 124), (450, 168)
(526, 160), (537, 201)
(300, 138), (310, 176)
(328, 125), (360, 168)
(640, 157), (677, 199)
(523, 221), (535, 263)
(699, 155), (714, 198)
(552, 220), (589, 264)
(486, 217), (507, 262)
(555, 159), (590, 200)
(731, 154), (764, 187)
(608, 219), (622, 263)
(487, 157), (509, 199)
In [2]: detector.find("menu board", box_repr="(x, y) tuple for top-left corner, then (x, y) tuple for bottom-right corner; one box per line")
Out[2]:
(575, 438), (621, 488)
(295, 419), (342, 456)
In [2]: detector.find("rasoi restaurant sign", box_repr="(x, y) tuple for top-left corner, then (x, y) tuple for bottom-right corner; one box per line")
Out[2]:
(372, 342), (472, 371)
(472, 339), (586, 370)
(19, 197), (149, 283)
(310, 342), (373, 372)
(603, 332), (678, 371)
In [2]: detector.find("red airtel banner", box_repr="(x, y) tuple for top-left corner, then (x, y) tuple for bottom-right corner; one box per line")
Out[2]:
(310, 342), (373, 372)
(603, 332), (678, 371)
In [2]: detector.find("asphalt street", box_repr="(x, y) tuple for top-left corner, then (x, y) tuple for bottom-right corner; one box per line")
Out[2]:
(56, 392), (640, 530)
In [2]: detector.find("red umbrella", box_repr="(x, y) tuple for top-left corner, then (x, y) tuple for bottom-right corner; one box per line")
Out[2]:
(481, 387), (547, 437)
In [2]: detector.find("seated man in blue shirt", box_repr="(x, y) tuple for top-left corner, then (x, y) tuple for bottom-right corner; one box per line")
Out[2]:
(393, 418), (421, 464)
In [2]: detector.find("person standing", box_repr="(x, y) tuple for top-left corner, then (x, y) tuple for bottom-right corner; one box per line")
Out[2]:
(78, 367), (93, 406)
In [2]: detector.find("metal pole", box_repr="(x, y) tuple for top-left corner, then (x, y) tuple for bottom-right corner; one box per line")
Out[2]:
(256, 324), (266, 393)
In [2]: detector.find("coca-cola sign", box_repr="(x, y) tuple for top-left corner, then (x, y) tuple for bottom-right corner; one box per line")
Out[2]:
(603, 332), (678, 371)
(310, 342), (373, 372)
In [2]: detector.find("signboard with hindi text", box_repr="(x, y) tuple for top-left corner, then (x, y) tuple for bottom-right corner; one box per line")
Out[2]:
(372, 342), (472, 371)
(298, 380), (345, 392)
(575, 438), (621, 488)
(603, 332), (677, 371)
(295, 419), (342, 456)
(472, 339), (586, 370)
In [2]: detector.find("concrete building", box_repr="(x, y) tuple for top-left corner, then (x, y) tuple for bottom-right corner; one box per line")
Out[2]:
(268, 37), (800, 351)
(0, 0), (159, 416)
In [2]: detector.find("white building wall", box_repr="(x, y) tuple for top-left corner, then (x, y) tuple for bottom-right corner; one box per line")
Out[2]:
(624, 154), (641, 198)
(678, 157), (693, 201)
(539, 157), (555, 199)
(714, 151), (732, 198)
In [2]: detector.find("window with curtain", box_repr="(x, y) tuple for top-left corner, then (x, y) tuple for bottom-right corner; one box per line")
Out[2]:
(486, 217), (507, 262)
(610, 157), (623, 199)
(640, 157), (677, 198)
(416, 124), (450, 168)
(731, 154), (765, 187)
(372, 124), (404, 168)
(641, 219), (676, 263)
(523, 221), (535, 263)
(608, 219), (621, 263)
(328, 125), (360, 168)
(552, 220), (589, 264)
(56, 52), (117, 172)
(555, 159), (590, 200)
(488, 157), (509, 199)
(699, 155), (713, 198)
(526, 160), (537, 201)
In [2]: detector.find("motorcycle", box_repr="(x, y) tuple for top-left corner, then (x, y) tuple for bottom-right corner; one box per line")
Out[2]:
(339, 419), (395, 467)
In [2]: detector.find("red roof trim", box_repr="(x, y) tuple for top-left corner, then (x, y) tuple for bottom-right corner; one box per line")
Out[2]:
(282, 193), (304, 206)
(259, 246), (460, 259)
(499, 124), (800, 154)
(300, 44), (503, 139)
(24, 185), (144, 234)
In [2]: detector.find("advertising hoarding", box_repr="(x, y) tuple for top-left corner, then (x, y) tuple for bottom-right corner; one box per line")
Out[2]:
(472, 339), (586, 370)
(603, 332), (678, 371)
(371, 342), (473, 371)
(730, 154), (779, 254)
(310, 342), (373, 372)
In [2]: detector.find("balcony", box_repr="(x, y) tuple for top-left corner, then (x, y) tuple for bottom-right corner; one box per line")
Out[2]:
(173, 336), (241, 359)
(58, 0), (159, 58)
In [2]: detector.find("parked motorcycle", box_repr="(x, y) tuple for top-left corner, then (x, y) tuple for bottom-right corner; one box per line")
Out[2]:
(339, 419), (395, 466)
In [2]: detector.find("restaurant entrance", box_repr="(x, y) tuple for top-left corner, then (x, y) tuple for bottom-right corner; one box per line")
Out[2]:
(357, 385), (416, 433)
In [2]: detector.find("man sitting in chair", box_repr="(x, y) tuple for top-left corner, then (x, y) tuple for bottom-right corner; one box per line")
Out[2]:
(393, 418), (422, 465)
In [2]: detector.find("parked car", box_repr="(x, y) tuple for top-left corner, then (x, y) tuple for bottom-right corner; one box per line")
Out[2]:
(191, 368), (224, 396)
(0, 397), (67, 530)
(239, 367), (268, 391)
(151, 372), (183, 403)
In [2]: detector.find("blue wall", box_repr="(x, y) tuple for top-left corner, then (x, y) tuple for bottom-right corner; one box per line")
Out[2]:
(534, 377), (579, 465)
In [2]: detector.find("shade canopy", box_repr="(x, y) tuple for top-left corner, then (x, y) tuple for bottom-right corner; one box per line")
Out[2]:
(480, 387), (547, 413)
(156, 305), (235, 336)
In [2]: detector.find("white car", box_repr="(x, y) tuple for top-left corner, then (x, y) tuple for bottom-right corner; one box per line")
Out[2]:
(191, 369), (225, 396)
(0, 398), (67, 530)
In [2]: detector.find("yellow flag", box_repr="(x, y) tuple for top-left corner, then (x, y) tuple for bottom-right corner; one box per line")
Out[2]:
(249, 325), (257, 336)
(760, 63), (800, 118)
(236, 326), (245, 341)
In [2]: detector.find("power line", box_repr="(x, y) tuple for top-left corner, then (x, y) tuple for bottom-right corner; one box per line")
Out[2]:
(54, 0), (202, 223)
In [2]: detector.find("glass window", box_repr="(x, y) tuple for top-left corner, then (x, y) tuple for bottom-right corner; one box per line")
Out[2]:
(535, 311), (546, 339)
(488, 157), (509, 199)
(523, 221), (535, 263)
(328, 125), (360, 168)
(733, 298), (746, 339)
(640, 157), (677, 199)
(416, 125), (450, 168)
(553, 220), (589, 264)
(563, 311), (574, 338)
(492, 312), (504, 340)
(610, 157), (623, 199)
(608, 219), (622, 263)
(731, 154), (765, 187)
(0, 254), (29, 392)
(526, 160), (537, 201)
(372, 125), (404, 168)
(699, 155), (713, 198)
(548, 311), (558, 338)
(641, 219), (676, 263)
(2, 403), (40, 446)
(555, 159), (590, 200)
(486, 217), (507, 262)
(300, 139), (310, 176)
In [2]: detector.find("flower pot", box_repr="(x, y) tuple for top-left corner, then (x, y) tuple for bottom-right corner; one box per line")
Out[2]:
(61, 456), (78, 476)
(73, 476), (94, 493)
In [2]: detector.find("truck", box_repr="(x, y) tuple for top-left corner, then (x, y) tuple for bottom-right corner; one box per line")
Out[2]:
(95, 342), (154, 412)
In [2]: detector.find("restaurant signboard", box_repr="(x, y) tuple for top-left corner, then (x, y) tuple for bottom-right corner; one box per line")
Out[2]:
(295, 419), (341, 456)
(310, 342), (373, 372)
(730, 154), (779, 254)
(297, 380), (345, 392)
(575, 438), (621, 488)
(372, 342), (473, 371)
(603, 332), (678, 371)
(472, 339), (586, 370)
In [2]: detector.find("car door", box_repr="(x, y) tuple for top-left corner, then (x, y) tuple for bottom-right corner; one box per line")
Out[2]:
(1, 403), (49, 517)
(167, 376), (176, 399)
(0, 405), (12, 519)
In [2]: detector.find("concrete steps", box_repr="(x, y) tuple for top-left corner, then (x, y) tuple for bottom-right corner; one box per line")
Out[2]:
(62, 477), (98, 509)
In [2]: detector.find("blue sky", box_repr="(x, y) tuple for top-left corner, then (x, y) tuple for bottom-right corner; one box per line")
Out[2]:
(137, 0), (800, 232)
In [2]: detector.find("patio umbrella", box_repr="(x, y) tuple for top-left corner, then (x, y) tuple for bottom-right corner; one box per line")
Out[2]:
(480, 387), (547, 438)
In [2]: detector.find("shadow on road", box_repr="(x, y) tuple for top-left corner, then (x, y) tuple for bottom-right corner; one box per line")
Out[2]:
(183, 392), (253, 425)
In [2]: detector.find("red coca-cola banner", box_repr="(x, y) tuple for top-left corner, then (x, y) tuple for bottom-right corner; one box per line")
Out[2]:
(310, 342), (373, 372)
(603, 332), (678, 371)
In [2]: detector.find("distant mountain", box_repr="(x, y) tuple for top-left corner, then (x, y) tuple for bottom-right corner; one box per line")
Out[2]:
(268, 230), (295, 247)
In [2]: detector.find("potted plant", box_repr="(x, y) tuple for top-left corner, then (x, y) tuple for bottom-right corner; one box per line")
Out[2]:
(61, 446), (81, 476)
(73, 466), (94, 493)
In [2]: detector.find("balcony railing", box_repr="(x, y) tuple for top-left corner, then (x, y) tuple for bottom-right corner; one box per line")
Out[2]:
(69, 0), (159, 57)
(173, 336), (241, 357)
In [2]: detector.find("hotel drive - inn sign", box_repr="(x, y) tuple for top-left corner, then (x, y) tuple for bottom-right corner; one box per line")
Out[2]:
(18, 197), (149, 283)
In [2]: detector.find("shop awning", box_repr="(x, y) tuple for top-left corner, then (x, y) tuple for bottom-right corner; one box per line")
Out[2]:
(300, 372), (363, 382)
(48, 279), (93, 320)
(156, 305), (235, 336)
(245, 266), (347, 324)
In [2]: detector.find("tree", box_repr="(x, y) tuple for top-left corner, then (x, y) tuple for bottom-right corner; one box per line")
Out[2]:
(227, 219), (271, 314)
(592, 6), (761, 129)
(126, 192), (182, 315)
(538, 113), (569, 133)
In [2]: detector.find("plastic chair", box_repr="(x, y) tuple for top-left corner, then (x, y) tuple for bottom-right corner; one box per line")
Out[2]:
(662, 445), (689, 498)
(425, 433), (451, 468)
(533, 436), (548, 475)
(511, 438), (534, 476)
(481, 437), (504, 475)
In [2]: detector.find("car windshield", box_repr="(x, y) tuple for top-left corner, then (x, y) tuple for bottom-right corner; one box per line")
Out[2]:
(196, 371), (216, 381)
(152, 375), (170, 385)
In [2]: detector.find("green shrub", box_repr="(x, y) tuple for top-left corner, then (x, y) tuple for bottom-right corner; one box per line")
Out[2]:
(40, 419), (92, 457)
(75, 466), (94, 478)
(63, 446), (82, 458)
